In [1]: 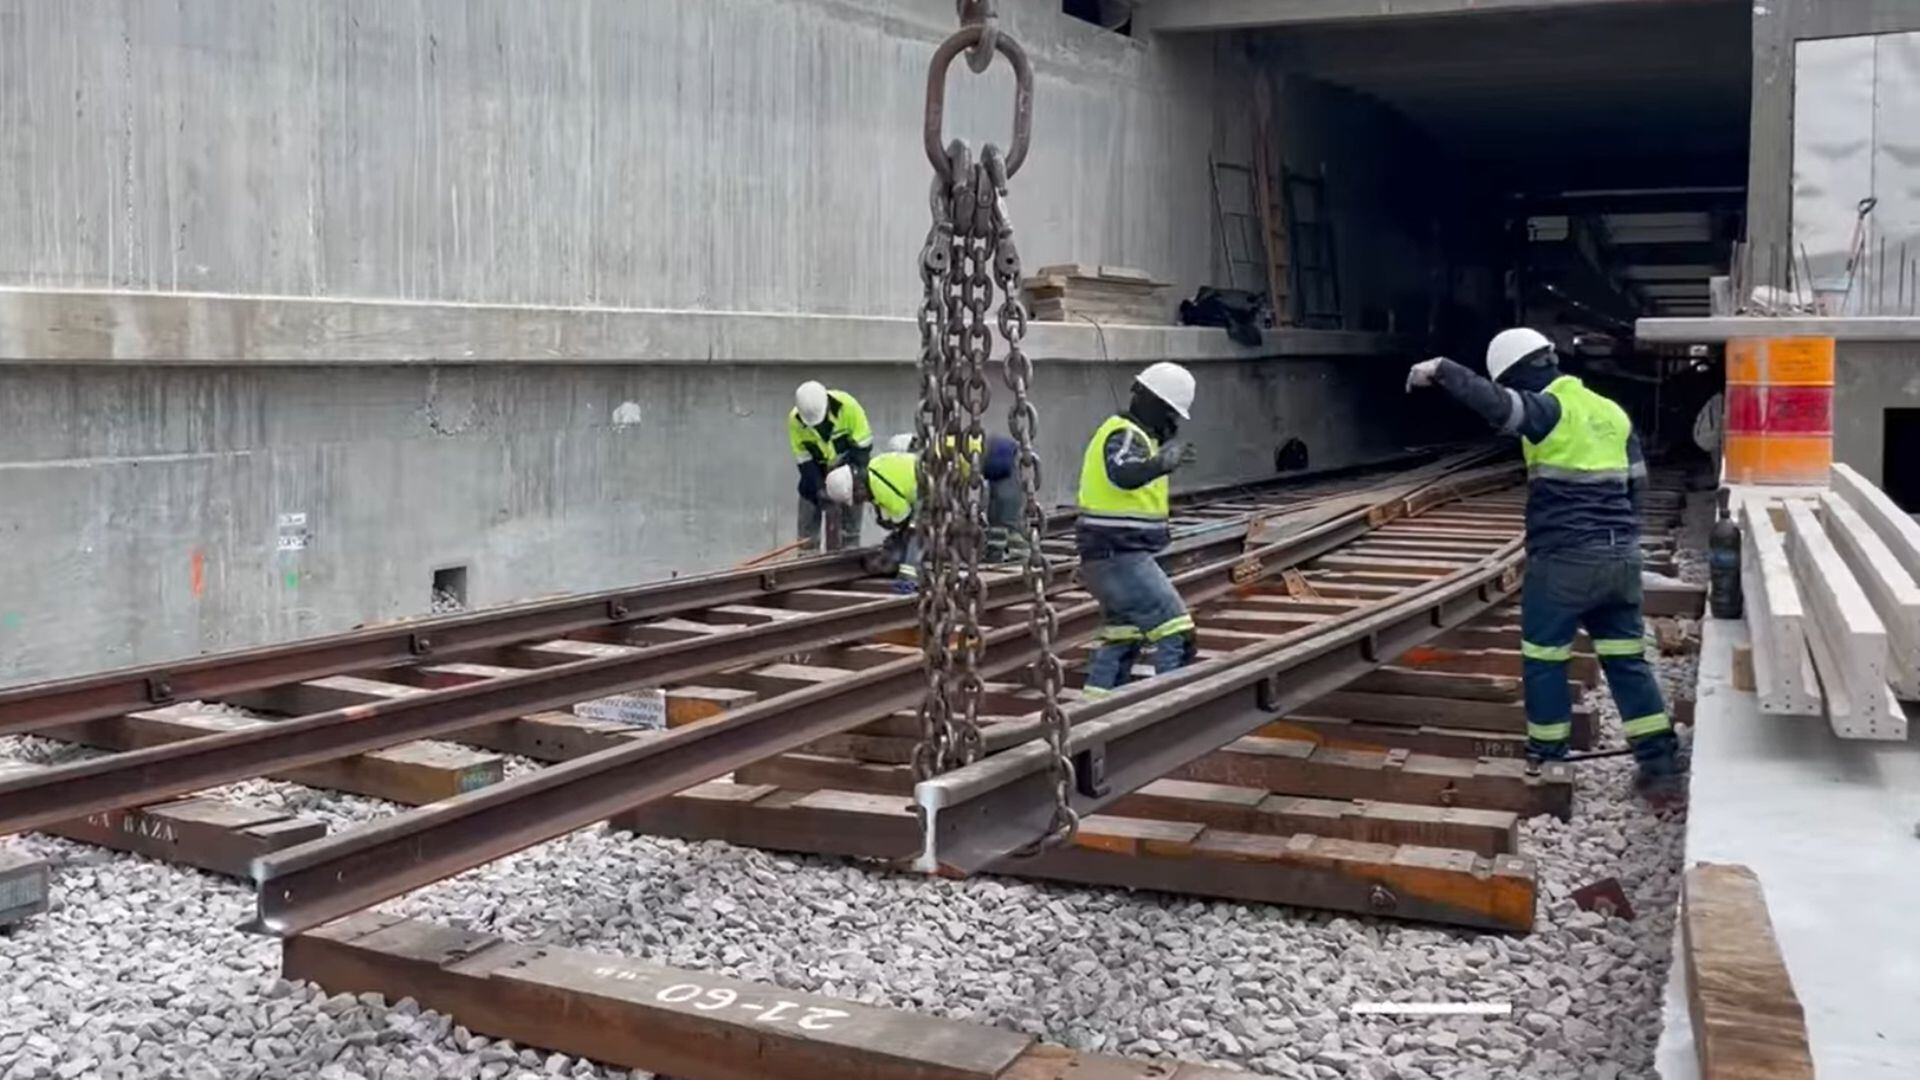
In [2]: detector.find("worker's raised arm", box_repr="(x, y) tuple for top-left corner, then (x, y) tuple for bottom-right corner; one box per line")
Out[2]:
(1414, 358), (1560, 442)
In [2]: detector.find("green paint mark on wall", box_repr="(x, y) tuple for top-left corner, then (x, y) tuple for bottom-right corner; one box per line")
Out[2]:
(283, 570), (300, 590)
(0, 613), (20, 632)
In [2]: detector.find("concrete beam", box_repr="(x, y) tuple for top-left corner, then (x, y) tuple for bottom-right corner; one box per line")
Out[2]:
(1738, 495), (1822, 717)
(1637, 316), (1920, 343)
(1136, 0), (1670, 31)
(1817, 492), (1920, 699)
(0, 288), (1413, 367)
(1781, 499), (1906, 740)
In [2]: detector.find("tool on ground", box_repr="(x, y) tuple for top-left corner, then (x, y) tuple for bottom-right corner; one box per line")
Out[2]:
(734, 539), (811, 570)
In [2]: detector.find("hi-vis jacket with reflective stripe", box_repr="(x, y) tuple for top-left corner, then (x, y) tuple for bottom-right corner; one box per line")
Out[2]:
(1076, 414), (1170, 557)
(1429, 361), (1645, 554)
(788, 390), (874, 468)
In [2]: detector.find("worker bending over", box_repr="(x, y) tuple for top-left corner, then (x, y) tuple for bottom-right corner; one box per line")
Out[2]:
(790, 381), (873, 552)
(826, 449), (921, 591)
(1075, 362), (1199, 696)
(884, 432), (1030, 563)
(1407, 329), (1683, 799)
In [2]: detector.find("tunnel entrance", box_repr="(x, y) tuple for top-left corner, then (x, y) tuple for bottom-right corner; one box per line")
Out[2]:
(1226, 1), (1751, 455)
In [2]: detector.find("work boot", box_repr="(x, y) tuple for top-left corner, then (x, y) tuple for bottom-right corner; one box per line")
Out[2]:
(1632, 743), (1688, 809)
(1524, 740), (1569, 772)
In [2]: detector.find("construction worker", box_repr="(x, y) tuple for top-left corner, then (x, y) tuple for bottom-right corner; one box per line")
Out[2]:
(885, 432), (1030, 563)
(1076, 362), (1199, 696)
(1406, 328), (1684, 799)
(789, 381), (873, 552)
(825, 450), (921, 591)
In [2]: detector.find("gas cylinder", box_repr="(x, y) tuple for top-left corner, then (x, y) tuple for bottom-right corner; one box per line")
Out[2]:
(1708, 487), (1743, 620)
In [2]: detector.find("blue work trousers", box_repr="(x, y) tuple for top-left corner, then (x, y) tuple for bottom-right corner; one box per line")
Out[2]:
(1079, 551), (1196, 694)
(1520, 545), (1677, 768)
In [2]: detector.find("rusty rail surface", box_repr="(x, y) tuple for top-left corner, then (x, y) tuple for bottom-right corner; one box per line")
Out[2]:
(245, 459), (1516, 935)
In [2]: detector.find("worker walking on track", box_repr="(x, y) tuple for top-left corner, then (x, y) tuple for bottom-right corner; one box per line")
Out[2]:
(790, 381), (873, 552)
(826, 449), (921, 591)
(1406, 328), (1685, 800)
(1075, 362), (1200, 697)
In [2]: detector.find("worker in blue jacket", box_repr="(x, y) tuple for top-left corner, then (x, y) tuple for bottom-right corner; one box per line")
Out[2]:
(1407, 328), (1684, 801)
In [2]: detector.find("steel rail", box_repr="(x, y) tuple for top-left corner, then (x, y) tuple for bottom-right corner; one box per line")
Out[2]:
(245, 465), (1512, 935)
(0, 550), (875, 736)
(0, 511), (1279, 840)
(0, 454), (1428, 737)
(912, 537), (1527, 875)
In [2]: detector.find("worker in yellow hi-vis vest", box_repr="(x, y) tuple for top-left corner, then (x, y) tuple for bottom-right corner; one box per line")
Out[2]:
(1075, 363), (1200, 696)
(825, 450), (921, 592)
(789, 381), (873, 552)
(1407, 328), (1683, 802)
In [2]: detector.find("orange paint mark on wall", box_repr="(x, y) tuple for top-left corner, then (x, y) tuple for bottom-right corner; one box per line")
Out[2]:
(190, 548), (206, 597)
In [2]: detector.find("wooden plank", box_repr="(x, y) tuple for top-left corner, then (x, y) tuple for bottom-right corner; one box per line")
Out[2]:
(0, 847), (50, 928)
(1345, 667), (1520, 702)
(1298, 690), (1594, 747)
(612, 784), (1535, 933)
(1731, 645), (1757, 693)
(1433, 624), (1595, 654)
(1782, 500), (1906, 739)
(693, 662), (859, 698)
(1259, 716), (1529, 760)
(1392, 644), (1601, 685)
(1739, 497), (1822, 716)
(0, 760), (326, 876)
(1171, 736), (1575, 819)
(735, 754), (917, 795)
(1645, 580), (1708, 618)
(48, 704), (503, 805)
(1108, 778), (1519, 856)
(777, 588), (895, 613)
(1818, 491), (1920, 699)
(665, 686), (761, 727)
(1683, 864), (1815, 1080)
(1312, 554), (1464, 575)
(1198, 608), (1329, 636)
(285, 913), (1085, 1080)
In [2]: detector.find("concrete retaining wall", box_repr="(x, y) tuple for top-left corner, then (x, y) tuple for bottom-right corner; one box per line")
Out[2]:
(0, 292), (1432, 685)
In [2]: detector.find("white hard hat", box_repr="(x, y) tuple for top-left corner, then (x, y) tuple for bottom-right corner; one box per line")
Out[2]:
(1485, 328), (1555, 384)
(887, 433), (915, 453)
(824, 464), (856, 505)
(795, 381), (830, 426)
(1135, 361), (1195, 419)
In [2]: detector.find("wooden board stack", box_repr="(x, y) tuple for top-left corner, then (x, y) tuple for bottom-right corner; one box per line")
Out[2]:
(1738, 463), (1919, 739)
(1021, 264), (1169, 325)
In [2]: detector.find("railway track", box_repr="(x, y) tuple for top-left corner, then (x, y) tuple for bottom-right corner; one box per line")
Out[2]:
(0, 450), (1697, 1079)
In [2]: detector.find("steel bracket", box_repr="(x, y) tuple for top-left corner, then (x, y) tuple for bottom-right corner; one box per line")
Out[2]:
(409, 634), (434, 657)
(607, 599), (630, 621)
(1074, 744), (1111, 799)
(1254, 674), (1286, 714)
(1367, 884), (1398, 914)
(145, 676), (174, 705)
(1360, 633), (1380, 662)
(760, 571), (780, 591)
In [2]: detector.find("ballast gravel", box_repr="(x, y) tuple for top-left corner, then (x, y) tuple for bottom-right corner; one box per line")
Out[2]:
(0, 499), (1705, 1079)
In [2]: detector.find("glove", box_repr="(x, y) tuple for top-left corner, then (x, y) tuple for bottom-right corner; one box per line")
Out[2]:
(796, 461), (825, 502)
(892, 576), (919, 595)
(1405, 357), (1446, 392)
(1156, 439), (1197, 473)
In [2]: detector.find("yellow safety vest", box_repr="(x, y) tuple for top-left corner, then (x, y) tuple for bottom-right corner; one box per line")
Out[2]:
(1521, 376), (1631, 484)
(788, 390), (873, 467)
(1076, 415), (1168, 528)
(866, 452), (918, 528)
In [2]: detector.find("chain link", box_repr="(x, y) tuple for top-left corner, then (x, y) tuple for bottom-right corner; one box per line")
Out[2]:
(985, 145), (1078, 848)
(914, 9), (1075, 848)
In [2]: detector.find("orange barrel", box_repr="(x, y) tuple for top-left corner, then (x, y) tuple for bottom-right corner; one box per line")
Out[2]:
(1722, 337), (1833, 485)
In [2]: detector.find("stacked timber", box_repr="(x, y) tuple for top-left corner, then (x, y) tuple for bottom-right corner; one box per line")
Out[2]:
(1737, 463), (1918, 739)
(1021, 264), (1170, 324)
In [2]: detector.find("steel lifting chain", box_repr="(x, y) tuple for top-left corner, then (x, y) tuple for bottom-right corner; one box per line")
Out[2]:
(913, 2), (1077, 846)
